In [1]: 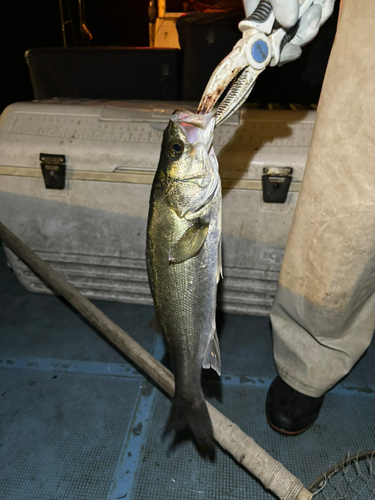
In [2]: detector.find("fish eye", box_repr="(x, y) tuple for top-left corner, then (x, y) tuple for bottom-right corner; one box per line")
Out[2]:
(168, 140), (184, 158)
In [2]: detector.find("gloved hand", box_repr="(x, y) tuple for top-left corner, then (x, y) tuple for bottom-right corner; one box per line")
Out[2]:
(242, 0), (336, 64)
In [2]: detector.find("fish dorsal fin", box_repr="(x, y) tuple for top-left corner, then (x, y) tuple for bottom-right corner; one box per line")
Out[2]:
(169, 218), (209, 264)
(149, 314), (163, 335)
(202, 331), (221, 376)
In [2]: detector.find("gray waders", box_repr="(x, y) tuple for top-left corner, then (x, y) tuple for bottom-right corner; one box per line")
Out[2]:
(270, 0), (375, 397)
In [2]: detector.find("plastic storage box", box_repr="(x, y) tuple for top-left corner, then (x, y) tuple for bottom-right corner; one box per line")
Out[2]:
(0, 100), (315, 315)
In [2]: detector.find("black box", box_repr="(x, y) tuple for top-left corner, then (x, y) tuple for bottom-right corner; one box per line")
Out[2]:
(26, 47), (183, 101)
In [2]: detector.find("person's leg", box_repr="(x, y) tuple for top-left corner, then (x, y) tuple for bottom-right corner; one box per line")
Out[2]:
(271, 288), (375, 399)
(268, 0), (375, 433)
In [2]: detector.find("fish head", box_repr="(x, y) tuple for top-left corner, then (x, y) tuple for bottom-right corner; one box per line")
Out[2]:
(160, 109), (219, 219)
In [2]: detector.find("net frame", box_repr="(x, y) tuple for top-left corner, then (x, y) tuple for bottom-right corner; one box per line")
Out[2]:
(309, 450), (375, 500)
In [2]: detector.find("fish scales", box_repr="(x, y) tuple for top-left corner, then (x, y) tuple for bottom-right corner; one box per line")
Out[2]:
(146, 109), (222, 458)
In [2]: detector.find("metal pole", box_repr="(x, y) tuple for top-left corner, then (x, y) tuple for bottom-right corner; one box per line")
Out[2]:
(148, 0), (157, 47)
(58, 0), (67, 48)
(78, 0), (90, 46)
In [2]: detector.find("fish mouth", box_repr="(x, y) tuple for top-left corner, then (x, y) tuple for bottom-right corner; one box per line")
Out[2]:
(171, 109), (213, 128)
(171, 109), (215, 149)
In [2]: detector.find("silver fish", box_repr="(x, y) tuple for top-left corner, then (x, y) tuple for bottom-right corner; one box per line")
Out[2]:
(146, 109), (222, 457)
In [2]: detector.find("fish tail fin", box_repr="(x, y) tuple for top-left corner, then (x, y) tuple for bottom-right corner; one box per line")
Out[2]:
(164, 396), (215, 460)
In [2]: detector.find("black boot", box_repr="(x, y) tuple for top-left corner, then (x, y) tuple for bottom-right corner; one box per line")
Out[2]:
(266, 376), (325, 435)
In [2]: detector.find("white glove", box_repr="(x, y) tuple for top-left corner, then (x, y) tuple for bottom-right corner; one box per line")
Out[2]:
(242, 0), (336, 64)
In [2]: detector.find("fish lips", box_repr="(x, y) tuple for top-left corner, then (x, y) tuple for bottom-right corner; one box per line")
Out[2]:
(171, 109), (215, 151)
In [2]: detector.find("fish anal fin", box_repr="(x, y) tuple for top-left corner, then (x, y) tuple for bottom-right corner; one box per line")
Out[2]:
(217, 236), (223, 283)
(169, 218), (209, 264)
(149, 314), (163, 335)
(202, 331), (221, 376)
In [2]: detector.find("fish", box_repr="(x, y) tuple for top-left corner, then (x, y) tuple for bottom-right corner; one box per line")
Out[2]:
(146, 109), (222, 458)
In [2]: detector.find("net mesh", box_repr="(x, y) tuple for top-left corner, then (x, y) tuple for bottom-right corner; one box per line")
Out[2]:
(309, 451), (375, 500)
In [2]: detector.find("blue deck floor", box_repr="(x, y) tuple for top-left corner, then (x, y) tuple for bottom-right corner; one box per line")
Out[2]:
(1, 244), (374, 500)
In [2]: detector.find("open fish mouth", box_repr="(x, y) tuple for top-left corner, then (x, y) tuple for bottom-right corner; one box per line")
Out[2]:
(171, 109), (215, 149)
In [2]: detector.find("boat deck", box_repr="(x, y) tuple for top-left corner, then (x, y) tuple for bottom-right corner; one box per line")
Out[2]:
(1, 245), (374, 500)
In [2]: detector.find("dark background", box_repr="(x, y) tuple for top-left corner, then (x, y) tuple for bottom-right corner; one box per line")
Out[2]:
(0, 0), (339, 113)
(1, 0), (150, 51)
(0, 0), (150, 112)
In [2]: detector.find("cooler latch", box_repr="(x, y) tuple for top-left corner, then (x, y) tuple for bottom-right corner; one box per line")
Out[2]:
(40, 153), (67, 190)
(262, 167), (293, 203)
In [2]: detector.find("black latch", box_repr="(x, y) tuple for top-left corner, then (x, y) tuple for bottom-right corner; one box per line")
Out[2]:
(262, 167), (293, 203)
(40, 153), (67, 190)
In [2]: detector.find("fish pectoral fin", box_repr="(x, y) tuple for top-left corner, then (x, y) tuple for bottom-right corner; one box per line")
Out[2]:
(149, 313), (163, 335)
(169, 218), (209, 264)
(202, 331), (221, 376)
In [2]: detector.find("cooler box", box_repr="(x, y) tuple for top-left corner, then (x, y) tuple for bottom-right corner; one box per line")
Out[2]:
(0, 100), (315, 316)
